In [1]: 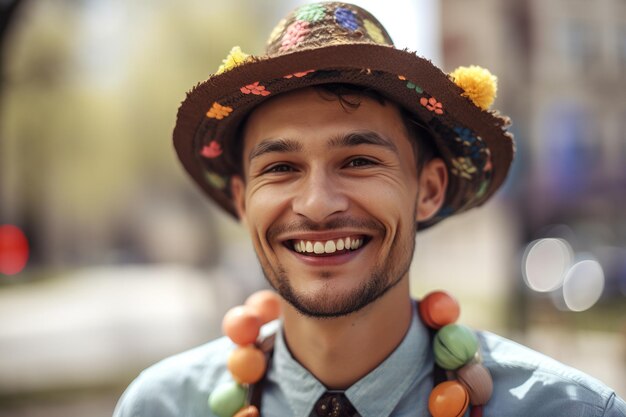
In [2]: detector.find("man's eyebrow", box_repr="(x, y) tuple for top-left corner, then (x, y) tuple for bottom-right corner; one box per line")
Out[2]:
(327, 131), (399, 154)
(248, 138), (302, 162)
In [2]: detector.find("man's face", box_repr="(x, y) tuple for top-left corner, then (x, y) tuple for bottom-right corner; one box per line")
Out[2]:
(231, 87), (445, 318)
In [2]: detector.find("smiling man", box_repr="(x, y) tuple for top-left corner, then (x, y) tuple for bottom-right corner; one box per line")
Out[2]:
(114, 2), (626, 417)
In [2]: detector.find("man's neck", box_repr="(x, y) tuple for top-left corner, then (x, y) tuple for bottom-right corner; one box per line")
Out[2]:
(280, 278), (413, 390)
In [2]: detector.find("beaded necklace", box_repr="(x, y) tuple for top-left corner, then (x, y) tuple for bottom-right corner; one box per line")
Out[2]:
(209, 290), (493, 417)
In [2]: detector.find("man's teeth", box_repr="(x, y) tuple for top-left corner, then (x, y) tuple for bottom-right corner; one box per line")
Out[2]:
(293, 237), (364, 254)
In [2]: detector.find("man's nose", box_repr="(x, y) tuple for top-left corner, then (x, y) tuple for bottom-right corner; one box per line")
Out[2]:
(292, 171), (349, 222)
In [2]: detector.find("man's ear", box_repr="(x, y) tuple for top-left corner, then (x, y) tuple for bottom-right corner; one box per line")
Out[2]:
(416, 158), (448, 222)
(230, 175), (248, 226)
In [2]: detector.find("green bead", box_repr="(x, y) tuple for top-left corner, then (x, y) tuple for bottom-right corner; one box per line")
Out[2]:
(208, 382), (247, 417)
(433, 324), (479, 370)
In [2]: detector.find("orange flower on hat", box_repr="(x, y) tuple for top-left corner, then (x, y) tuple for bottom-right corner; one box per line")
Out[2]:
(283, 69), (315, 79)
(206, 102), (233, 120)
(240, 82), (271, 96)
(201, 141), (223, 158)
(420, 97), (444, 115)
(279, 20), (310, 52)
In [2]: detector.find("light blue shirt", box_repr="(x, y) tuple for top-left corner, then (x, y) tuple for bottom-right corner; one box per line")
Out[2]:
(113, 302), (626, 417)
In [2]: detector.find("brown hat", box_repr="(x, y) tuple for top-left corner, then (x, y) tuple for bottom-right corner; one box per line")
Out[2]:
(173, 1), (515, 229)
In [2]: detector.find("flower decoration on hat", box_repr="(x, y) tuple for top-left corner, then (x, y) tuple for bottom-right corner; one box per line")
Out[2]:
(280, 20), (311, 52)
(206, 102), (233, 120)
(296, 3), (326, 22)
(216, 46), (250, 75)
(363, 19), (386, 44)
(335, 7), (359, 31)
(450, 65), (498, 110)
(201, 140), (223, 158)
(240, 82), (270, 96)
(421, 97), (444, 115)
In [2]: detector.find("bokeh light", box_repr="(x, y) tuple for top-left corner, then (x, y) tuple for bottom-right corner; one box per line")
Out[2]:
(0, 224), (30, 275)
(563, 259), (605, 312)
(522, 238), (573, 292)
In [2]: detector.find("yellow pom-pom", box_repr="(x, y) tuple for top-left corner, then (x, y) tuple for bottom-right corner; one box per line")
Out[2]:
(216, 46), (250, 75)
(450, 65), (497, 110)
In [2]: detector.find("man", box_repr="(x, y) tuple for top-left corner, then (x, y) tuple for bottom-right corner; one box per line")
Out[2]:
(114, 2), (626, 416)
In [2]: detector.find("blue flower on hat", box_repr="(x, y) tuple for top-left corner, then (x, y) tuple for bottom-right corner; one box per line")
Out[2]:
(335, 7), (359, 31)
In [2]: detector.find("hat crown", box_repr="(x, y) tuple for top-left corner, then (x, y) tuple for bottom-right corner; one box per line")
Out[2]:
(266, 2), (394, 56)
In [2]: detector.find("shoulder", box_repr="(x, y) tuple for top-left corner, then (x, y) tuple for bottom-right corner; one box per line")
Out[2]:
(113, 336), (236, 417)
(478, 331), (626, 417)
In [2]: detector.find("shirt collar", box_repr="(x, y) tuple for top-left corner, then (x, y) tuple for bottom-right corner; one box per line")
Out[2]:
(268, 301), (431, 417)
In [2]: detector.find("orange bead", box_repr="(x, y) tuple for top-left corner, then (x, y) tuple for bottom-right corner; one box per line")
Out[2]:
(233, 406), (260, 417)
(418, 291), (461, 329)
(227, 345), (267, 384)
(428, 381), (469, 417)
(222, 306), (262, 345)
(245, 290), (281, 324)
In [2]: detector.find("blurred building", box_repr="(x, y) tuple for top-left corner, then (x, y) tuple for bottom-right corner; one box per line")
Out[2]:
(443, 0), (626, 297)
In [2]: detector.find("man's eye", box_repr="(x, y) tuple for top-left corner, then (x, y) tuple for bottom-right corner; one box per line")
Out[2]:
(265, 164), (294, 173)
(346, 158), (376, 168)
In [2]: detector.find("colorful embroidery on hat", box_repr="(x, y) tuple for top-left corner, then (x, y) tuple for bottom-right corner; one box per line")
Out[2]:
(406, 81), (423, 94)
(296, 3), (326, 22)
(363, 19), (385, 44)
(241, 82), (270, 96)
(283, 69), (315, 79)
(453, 126), (475, 143)
(201, 141), (223, 158)
(279, 20), (310, 52)
(451, 157), (477, 179)
(398, 75), (406, 80)
(335, 7), (359, 31)
(483, 150), (493, 172)
(205, 172), (227, 190)
(206, 102), (233, 120)
(216, 46), (249, 75)
(476, 179), (489, 199)
(452, 126), (491, 171)
(420, 97), (444, 114)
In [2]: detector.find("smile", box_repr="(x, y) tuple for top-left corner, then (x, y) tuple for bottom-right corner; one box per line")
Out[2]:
(288, 236), (367, 256)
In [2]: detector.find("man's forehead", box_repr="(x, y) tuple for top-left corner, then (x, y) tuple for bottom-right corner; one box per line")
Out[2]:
(241, 86), (406, 146)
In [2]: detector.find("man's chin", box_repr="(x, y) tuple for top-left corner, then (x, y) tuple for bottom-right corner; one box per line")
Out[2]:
(274, 276), (396, 319)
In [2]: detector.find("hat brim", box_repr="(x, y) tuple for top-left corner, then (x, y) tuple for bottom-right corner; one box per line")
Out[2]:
(173, 43), (514, 230)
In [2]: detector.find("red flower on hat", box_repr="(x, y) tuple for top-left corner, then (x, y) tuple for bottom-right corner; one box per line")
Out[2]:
(279, 20), (310, 52)
(201, 141), (223, 158)
(240, 82), (270, 96)
(283, 69), (315, 79)
(420, 97), (444, 115)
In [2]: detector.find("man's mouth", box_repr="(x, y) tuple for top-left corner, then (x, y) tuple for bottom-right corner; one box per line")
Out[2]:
(286, 236), (369, 257)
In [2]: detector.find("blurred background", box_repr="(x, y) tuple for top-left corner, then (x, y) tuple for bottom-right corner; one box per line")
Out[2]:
(0, 0), (625, 415)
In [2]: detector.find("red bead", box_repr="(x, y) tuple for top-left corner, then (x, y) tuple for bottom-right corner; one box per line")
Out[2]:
(418, 291), (461, 329)
(428, 380), (469, 417)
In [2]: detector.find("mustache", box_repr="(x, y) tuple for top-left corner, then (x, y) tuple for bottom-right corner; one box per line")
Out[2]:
(267, 216), (386, 241)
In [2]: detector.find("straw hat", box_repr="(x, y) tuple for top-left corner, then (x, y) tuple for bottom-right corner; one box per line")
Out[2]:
(173, 1), (514, 229)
